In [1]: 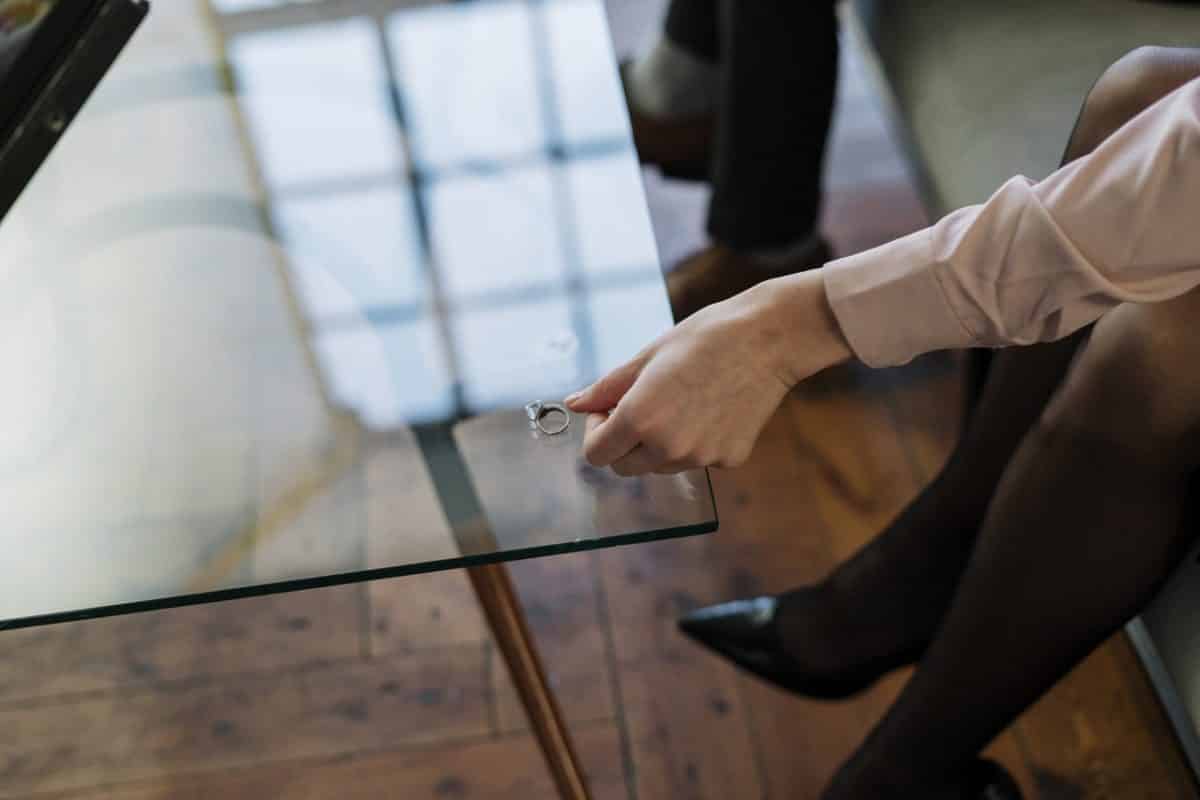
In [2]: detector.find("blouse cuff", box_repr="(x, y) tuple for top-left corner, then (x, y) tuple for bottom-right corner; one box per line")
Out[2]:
(821, 228), (977, 367)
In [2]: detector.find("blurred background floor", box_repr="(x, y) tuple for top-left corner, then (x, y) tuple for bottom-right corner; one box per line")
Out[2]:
(0, 1), (1195, 798)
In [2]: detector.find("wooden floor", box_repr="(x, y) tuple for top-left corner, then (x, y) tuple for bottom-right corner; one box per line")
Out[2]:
(2, 4), (1198, 799)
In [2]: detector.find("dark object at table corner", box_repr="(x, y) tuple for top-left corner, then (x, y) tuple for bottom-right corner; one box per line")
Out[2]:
(0, 0), (150, 223)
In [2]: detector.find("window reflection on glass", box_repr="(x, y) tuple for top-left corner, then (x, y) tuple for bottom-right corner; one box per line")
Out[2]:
(228, 17), (404, 189)
(565, 153), (661, 277)
(451, 297), (578, 411)
(315, 319), (454, 428)
(543, 0), (630, 146)
(271, 185), (426, 318)
(586, 283), (674, 374)
(388, 2), (546, 168)
(209, 0), (317, 14)
(425, 162), (565, 300)
(218, 0), (667, 431)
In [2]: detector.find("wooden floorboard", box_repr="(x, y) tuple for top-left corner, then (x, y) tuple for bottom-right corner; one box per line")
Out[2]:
(0, 650), (490, 798)
(1016, 637), (1198, 799)
(369, 571), (488, 654)
(16, 723), (628, 800)
(0, 586), (364, 704)
(493, 554), (616, 734)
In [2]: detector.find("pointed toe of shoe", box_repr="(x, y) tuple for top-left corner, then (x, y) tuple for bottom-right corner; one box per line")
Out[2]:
(676, 595), (898, 700)
(677, 596), (778, 648)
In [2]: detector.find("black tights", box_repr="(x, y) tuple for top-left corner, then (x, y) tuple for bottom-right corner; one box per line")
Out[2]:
(767, 47), (1200, 797)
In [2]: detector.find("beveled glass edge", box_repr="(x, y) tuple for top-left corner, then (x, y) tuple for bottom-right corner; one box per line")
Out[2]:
(0, 504), (718, 632)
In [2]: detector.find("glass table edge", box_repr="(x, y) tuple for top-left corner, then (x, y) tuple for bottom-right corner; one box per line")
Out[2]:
(0, 507), (719, 632)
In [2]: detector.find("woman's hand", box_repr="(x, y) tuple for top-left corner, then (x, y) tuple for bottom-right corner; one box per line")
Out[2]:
(565, 270), (852, 475)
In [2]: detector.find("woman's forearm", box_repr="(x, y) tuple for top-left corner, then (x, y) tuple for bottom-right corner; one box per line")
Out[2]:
(751, 271), (853, 386)
(821, 75), (1200, 368)
(568, 73), (1200, 476)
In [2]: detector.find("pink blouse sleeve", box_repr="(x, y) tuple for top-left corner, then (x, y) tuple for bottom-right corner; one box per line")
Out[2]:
(821, 76), (1200, 367)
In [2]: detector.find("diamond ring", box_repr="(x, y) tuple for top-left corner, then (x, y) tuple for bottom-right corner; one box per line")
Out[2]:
(525, 401), (570, 436)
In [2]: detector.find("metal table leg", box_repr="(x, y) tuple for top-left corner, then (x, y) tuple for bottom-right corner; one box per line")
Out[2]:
(413, 424), (593, 800)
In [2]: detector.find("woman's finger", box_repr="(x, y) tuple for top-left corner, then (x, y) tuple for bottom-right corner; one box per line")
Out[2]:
(566, 355), (645, 413)
(581, 410), (642, 467)
(653, 459), (699, 475)
(611, 444), (666, 477)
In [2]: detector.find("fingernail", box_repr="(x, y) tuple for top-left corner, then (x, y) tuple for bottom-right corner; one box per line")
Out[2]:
(565, 391), (583, 405)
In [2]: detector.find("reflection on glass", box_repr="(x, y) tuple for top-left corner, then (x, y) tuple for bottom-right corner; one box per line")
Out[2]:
(389, 2), (546, 168)
(271, 185), (425, 318)
(228, 17), (404, 188)
(315, 318), (454, 428)
(0, 0), (715, 629)
(452, 297), (578, 410)
(209, 0), (294, 12)
(543, 0), (630, 145)
(566, 152), (662, 277)
(587, 283), (675, 374)
(425, 162), (564, 299)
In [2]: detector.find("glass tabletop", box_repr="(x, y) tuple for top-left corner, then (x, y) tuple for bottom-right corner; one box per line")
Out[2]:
(0, 0), (716, 630)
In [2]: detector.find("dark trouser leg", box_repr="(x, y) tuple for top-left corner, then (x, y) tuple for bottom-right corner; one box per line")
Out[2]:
(706, 0), (839, 250)
(663, 0), (720, 62)
(776, 46), (1200, 676)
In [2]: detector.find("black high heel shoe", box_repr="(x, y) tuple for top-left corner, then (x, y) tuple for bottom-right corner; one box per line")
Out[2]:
(677, 595), (923, 699)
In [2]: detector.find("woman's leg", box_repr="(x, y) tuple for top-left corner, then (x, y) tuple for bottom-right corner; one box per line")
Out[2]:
(773, 332), (1086, 675)
(825, 284), (1200, 798)
(773, 47), (1200, 677)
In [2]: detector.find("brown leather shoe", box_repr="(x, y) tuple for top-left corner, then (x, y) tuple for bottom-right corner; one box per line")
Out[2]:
(666, 239), (832, 322)
(620, 61), (713, 181)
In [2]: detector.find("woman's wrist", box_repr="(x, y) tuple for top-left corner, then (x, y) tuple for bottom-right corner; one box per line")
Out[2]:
(753, 269), (854, 387)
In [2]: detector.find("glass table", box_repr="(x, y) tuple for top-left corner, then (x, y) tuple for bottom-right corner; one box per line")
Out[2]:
(0, 1), (717, 797)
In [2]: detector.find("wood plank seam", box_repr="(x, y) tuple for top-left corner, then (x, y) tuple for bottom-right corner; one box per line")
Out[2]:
(0, 644), (482, 713)
(588, 552), (642, 800)
(2, 720), (624, 800)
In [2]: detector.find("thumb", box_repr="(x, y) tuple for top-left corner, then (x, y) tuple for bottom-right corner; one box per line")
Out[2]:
(566, 355), (645, 413)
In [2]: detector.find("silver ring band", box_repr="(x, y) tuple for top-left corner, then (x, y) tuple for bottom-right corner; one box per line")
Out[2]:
(524, 401), (570, 436)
